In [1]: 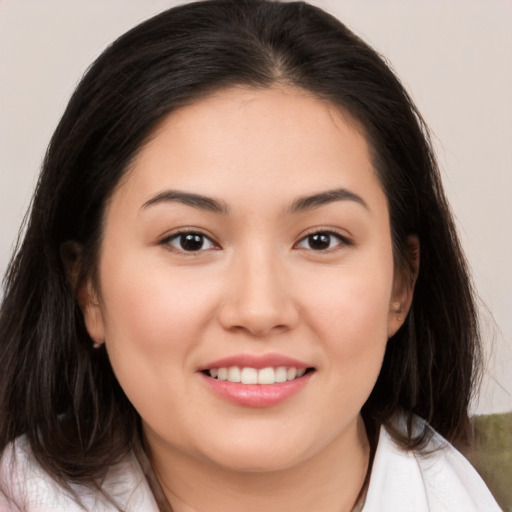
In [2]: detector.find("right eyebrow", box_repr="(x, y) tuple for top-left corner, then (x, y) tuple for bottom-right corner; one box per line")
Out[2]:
(140, 190), (229, 214)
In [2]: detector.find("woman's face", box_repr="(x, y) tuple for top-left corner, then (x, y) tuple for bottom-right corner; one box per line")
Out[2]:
(83, 86), (410, 472)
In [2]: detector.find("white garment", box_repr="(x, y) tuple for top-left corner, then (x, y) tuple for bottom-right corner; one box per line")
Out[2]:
(363, 421), (502, 511)
(0, 422), (502, 512)
(0, 438), (158, 511)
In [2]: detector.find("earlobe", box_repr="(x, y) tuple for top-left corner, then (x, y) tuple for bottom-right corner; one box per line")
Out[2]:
(80, 285), (106, 346)
(387, 301), (404, 338)
(387, 235), (420, 338)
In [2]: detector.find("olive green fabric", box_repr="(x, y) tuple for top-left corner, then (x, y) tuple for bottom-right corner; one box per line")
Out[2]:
(461, 413), (512, 512)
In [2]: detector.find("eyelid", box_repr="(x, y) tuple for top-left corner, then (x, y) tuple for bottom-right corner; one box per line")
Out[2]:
(294, 228), (352, 251)
(159, 228), (220, 253)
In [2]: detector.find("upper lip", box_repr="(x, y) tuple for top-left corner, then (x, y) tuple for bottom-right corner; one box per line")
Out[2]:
(198, 353), (312, 371)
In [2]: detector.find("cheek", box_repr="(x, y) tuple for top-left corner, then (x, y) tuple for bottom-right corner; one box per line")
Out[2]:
(96, 260), (219, 432)
(305, 262), (393, 336)
(99, 258), (216, 348)
(301, 258), (393, 382)
(96, 258), (222, 418)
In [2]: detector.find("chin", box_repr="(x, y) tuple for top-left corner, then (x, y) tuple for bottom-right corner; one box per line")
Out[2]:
(196, 434), (315, 474)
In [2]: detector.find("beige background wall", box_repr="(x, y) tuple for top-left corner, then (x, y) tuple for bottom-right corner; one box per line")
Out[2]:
(0, 0), (510, 414)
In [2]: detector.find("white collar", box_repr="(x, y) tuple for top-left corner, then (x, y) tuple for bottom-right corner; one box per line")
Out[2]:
(362, 419), (501, 511)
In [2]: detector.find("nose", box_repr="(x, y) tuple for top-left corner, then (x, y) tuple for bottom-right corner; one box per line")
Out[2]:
(217, 248), (300, 337)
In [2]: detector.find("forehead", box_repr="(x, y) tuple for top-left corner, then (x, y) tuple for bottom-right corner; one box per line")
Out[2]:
(114, 86), (384, 212)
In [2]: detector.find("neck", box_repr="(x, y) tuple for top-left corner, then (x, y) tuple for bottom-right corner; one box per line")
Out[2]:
(147, 416), (370, 512)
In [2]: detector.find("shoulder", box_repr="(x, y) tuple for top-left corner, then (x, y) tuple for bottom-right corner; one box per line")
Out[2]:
(363, 416), (502, 512)
(0, 436), (158, 512)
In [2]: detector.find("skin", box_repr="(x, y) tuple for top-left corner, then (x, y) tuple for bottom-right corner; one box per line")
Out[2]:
(82, 86), (415, 512)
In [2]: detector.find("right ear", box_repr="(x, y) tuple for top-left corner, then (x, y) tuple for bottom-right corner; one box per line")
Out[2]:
(78, 282), (106, 345)
(60, 241), (105, 345)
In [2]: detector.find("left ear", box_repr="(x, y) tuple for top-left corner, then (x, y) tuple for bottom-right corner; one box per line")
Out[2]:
(387, 235), (420, 338)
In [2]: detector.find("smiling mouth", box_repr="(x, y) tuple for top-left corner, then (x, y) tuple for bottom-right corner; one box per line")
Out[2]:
(202, 366), (315, 385)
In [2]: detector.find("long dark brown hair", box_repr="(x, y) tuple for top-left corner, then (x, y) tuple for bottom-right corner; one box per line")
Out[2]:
(0, 1), (481, 510)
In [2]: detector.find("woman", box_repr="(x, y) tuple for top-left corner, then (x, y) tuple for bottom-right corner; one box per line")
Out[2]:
(0, 1), (502, 511)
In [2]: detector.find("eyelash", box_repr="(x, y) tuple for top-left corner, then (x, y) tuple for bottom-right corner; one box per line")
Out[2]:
(160, 230), (219, 253)
(160, 229), (351, 254)
(294, 230), (351, 252)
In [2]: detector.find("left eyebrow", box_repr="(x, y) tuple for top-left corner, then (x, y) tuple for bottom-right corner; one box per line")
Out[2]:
(289, 188), (369, 213)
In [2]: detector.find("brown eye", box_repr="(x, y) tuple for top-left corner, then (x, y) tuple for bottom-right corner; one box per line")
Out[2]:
(296, 231), (347, 251)
(164, 232), (216, 252)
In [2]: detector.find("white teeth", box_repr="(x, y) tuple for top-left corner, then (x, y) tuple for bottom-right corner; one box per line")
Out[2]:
(241, 367), (258, 384)
(227, 366), (241, 383)
(257, 367), (275, 384)
(286, 367), (297, 380)
(275, 367), (287, 383)
(207, 366), (309, 384)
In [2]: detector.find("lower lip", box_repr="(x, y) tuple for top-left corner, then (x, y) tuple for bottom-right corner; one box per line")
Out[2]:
(199, 372), (313, 408)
